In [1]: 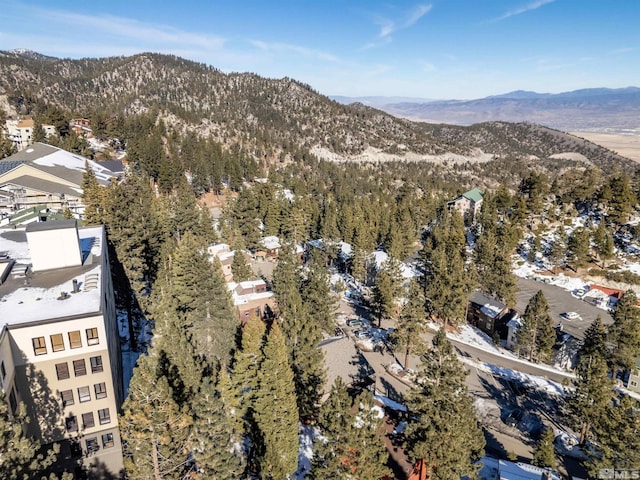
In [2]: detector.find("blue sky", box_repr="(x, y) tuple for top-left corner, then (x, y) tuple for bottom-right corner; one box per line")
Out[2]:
(1, 0), (638, 99)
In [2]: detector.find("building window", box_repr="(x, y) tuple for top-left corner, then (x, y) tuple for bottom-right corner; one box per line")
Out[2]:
(98, 408), (110, 425)
(9, 389), (17, 413)
(50, 333), (65, 352)
(32, 337), (47, 355)
(55, 362), (70, 380)
(82, 412), (95, 429)
(68, 330), (82, 349)
(90, 356), (103, 373)
(102, 432), (114, 448)
(1, 360), (5, 379)
(94, 382), (107, 400)
(86, 437), (99, 453)
(73, 359), (86, 377)
(70, 440), (82, 458)
(86, 328), (99, 346)
(60, 389), (74, 407)
(66, 415), (78, 432)
(632, 381), (638, 388)
(78, 386), (91, 403)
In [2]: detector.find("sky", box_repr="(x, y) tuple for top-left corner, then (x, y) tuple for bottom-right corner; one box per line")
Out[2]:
(0, 0), (638, 100)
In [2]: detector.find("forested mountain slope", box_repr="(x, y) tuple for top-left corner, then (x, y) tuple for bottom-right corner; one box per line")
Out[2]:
(0, 51), (633, 170)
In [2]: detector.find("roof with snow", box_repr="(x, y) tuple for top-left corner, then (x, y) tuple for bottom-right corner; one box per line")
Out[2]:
(470, 291), (506, 318)
(498, 459), (560, 480)
(0, 142), (118, 187)
(0, 224), (106, 329)
(261, 236), (281, 250)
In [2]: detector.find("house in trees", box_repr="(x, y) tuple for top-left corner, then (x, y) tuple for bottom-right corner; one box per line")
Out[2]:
(467, 291), (516, 337)
(260, 235), (281, 259)
(628, 359), (640, 393)
(0, 220), (124, 477)
(447, 188), (483, 224)
(227, 279), (276, 322)
(0, 143), (121, 221)
(208, 243), (235, 282)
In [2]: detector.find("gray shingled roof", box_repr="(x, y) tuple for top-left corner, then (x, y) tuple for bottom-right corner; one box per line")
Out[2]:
(1, 175), (81, 198)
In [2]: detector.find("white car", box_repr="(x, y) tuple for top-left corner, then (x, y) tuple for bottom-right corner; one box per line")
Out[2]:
(563, 312), (581, 320)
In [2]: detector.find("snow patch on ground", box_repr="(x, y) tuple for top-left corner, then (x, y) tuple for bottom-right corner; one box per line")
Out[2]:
(293, 424), (319, 480)
(461, 357), (567, 396)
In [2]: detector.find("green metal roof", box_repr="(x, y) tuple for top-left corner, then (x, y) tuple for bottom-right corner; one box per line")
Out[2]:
(462, 188), (483, 203)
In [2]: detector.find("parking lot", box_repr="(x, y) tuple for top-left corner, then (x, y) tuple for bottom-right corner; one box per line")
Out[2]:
(516, 277), (613, 339)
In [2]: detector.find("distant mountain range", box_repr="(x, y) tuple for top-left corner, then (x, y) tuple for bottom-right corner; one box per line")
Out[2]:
(333, 87), (640, 133)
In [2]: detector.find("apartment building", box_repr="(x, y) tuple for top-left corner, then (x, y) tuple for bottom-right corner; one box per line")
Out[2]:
(0, 219), (124, 478)
(4, 118), (57, 151)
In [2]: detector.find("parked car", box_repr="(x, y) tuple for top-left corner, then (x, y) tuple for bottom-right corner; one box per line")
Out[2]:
(354, 329), (371, 339)
(347, 318), (365, 328)
(562, 311), (581, 320)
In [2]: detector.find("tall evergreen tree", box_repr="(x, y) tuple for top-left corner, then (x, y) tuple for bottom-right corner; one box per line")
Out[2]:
(190, 377), (246, 478)
(0, 397), (61, 480)
(231, 247), (253, 282)
(568, 353), (613, 446)
(253, 322), (300, 479)
(515, 290), (556, 362)
(567, 227), (591, 269)
(392, 278), (427, 369)
(609, 290), (640, 378)
(169, 233), (238, 367)
(310, 378), (390, 480)
(405, 329), (485, 480)
(120, 351), (192, 480)
(301, 249), (337, 333)
(81, 161), (104, 226)
(593, 221), (614, 267)
(588, 395), (640, 475)
(423, 210), (475, 326)
(532, 427), (556, 469)
(371, 257), (403, 325)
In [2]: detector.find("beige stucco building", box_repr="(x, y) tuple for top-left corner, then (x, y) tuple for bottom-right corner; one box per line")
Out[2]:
(0, 220), (124, 478)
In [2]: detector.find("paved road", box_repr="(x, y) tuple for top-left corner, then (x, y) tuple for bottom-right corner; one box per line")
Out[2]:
(516, 277), (613, 340)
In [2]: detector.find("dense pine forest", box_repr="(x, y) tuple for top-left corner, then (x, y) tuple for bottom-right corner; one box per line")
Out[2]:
(2, 51), (640, 479)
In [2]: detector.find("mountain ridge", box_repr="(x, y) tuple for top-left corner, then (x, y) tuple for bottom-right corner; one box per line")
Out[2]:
(0, 50), (633, 170)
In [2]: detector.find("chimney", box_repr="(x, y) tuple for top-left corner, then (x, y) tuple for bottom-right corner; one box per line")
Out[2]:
(25, 220), (83, 272)
(72, 279), (80, 293)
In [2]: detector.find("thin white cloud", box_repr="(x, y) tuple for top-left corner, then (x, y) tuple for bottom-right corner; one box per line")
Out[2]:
(249, 40), (339, 62)
(493, 0), (555, 22)
(24, 6), (226, 50)
(361, 36), (393, 51)
(370, 3), (432, 45)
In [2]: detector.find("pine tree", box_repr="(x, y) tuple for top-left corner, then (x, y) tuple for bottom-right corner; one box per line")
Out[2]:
(253, 322), (300, 479)
(423, 210), (475, 327)
(608, 173), (636, 224)
(301, 249), (337, 333)
(0, 397), (60, 480)
(405, 329), (485, 480)
(515, 290), (556, 362)
(310, 378), (390, 480)
(120, 351), (193, 480)
(588, 395), (640, 475)
(231, 317), (267, 421)
(593, 221), (614, 267)
(81, 161), (104, 226)
(231, 247), (253, 282)
(190, 377), (246, 478)
(371, 257), (403, 324)
(32, 117), (46, 143)
(532, 427), (556, 469)
(567, 227), (591, 269)
(609, 290), (640, 377)
(393, 278), (427, 369)
(568, 353), (613, 446)
(169, 233), (238, 367)
(579, 316), (608, 360)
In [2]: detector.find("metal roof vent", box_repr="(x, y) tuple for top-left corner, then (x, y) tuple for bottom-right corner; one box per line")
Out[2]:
(57, 291), (71, 300)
